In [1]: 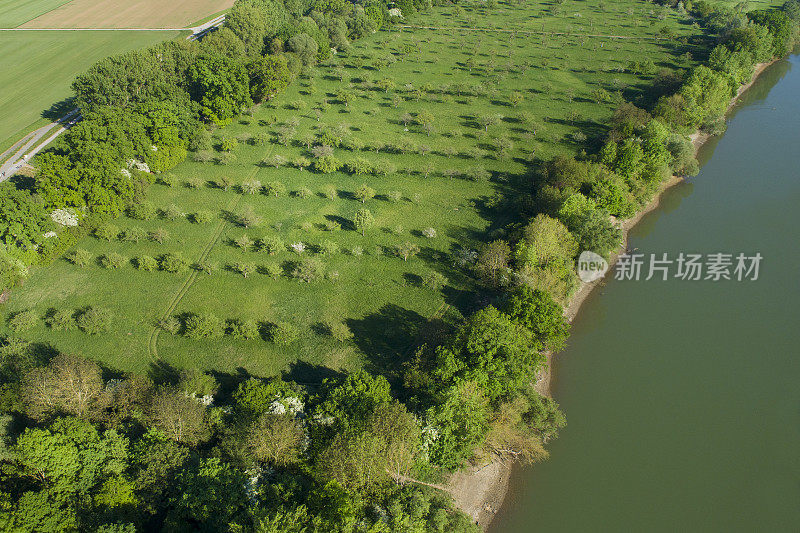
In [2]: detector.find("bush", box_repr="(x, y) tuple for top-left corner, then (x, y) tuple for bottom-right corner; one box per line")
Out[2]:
(77, 307), (111, 334)
(162, 204), (183, 221)
(319, 240), (339, 255)
(185, 177), (204, 189)
(228, 319), (260, 340)
(160, 253), (189, 273)
(295, 187), (313, 199)
(135, 255), (159, 272)
(184, 313), (224, 339)
(422, 271), (447, 290)
(159, 316), (181, 334)
(128, 202), (156, 220)
(122, 227), (146, 243)
(313, 155), (342, 173)
(95, 223), (119, 241)
(220, 136), (238, 151)
(193, 210), (214, 224)
(263, 262), (282, 279)
(270, 321), (299, 345)
(99, 253), (126, 269)
(8, 310), (38, 332)
(69, 249), (92, 267)
(264, 181), (286, 197)
(260, 235), (284, 255)
(47, 309), (75, 331)
(292, 257), (324, 282)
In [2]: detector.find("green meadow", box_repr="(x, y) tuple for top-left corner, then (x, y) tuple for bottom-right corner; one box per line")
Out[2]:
(4, 0), (712, 378)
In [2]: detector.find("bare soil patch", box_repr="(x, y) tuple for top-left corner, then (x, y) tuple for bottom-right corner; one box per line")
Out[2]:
(22, 0), (233, 28)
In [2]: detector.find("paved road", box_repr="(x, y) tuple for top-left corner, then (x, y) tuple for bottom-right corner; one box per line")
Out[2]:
(0, 15), (226, 181)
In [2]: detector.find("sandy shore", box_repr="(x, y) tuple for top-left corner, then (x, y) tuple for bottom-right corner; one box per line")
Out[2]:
(446, 58), (779, 530)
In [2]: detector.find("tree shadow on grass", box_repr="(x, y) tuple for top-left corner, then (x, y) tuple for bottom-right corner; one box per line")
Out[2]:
(283, 360), (345, 386)
(347, 304), (427, 382)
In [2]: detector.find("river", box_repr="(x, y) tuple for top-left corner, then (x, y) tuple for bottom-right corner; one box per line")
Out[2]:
(491, 53), (800, 532)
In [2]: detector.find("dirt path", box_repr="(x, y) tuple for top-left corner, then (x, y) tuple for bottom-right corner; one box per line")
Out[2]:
(147, 193), (242, 360)
(0, 109), (79, 181)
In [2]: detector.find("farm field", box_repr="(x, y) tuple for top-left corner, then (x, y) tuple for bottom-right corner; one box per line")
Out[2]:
(0, 0), (70, 28)
(21, 0), (234, 28)
(4, 0), (709, 379)
(0, 30), (179, 152)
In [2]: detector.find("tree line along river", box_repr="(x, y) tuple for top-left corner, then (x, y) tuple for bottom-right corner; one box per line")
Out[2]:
(491, 51), (800, 532)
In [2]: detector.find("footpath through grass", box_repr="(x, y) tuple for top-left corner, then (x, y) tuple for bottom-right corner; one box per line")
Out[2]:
(4, 0), (710, 379)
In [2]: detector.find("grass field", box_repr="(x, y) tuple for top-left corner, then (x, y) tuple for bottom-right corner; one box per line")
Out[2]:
(21, 0), (234, 28)
(3, 0), (715, 380)
(0, 0), (70, 28)
(0, 30), (179, 152)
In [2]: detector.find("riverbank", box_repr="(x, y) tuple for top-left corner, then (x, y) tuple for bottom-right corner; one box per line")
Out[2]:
(447, 57), (779, 530)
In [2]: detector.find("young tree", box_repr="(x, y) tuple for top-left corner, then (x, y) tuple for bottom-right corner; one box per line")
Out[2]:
(353, 208), (374, 236)
(475, 240), (511, 285)
(396, 242), (420, 262)
(353, 184), (375, 203)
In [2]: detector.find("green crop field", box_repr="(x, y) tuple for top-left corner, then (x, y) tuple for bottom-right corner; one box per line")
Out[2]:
(0, 30), (179, 151)
(0, 0), (71, 28)
(3, 0), (712, 379)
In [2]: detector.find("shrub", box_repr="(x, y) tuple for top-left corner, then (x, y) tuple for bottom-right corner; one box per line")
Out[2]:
(323, 220), (341, 232)
(263, 262), (282, 279)
(160, 253), (189, 273)
(193, 210), (214, 224)
(234, 235), (253, 251)
(128, 202), (156, 220)
(422, 227), (437, 238)
(47, 309), (75, 331)
(135, 255), (158, 272)
(77, 307), (111, 334)
(270, 321), (299, 345)
(122, 227), (146, 243)
(313, 155), (342, 173)
(264, 181), (286, 197)
(292, 257), (324, 282)
(295, 187), (313, 199)
(149, 228), (170, 244)
(8, 310), (38, 332)
(228, 319), (260, 340)
(220, 136), (238, 151)
(95, 223), (119, 241)
(69, 249), (92, 267)
(422, 271), (447, 290)
(319, 240), (340, 255)
(185, 177), (204, 189)
(216, 176), (235, 191)
(100, 253), (126, 269)
(387, 190), (402, 202)
(162, 204), (183, 221)
(260, 235), (285, 255)
(184, 313), (224, 339)
(159, 317), (181, 334)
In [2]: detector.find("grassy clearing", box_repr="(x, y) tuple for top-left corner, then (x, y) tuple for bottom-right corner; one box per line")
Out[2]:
(4, 0), (711, 379)
(0, 30), (178, 149)
(0, 0), (71, 28)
